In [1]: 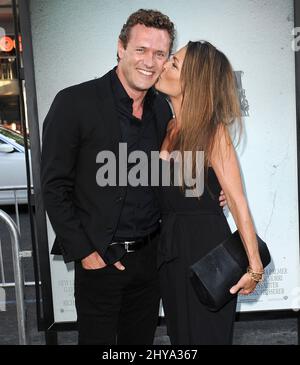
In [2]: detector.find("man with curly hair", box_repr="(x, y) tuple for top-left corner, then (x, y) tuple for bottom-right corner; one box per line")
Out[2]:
(41, 9), (175, 345)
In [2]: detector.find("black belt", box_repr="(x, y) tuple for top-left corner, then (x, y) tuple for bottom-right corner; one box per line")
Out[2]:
(110, 229), (160, 253)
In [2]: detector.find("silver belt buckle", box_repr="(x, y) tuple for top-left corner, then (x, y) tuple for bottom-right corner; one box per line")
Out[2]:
(124, 240), (136, 253)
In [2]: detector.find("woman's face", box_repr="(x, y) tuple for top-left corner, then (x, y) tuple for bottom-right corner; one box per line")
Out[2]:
(155, 46), (187, 98)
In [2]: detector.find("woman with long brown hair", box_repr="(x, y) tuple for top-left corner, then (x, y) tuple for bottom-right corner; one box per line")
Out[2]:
(155, 41), (264, 345)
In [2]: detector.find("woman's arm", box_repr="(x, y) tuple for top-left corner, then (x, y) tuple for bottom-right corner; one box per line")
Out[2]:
(210, 125), (263, 294)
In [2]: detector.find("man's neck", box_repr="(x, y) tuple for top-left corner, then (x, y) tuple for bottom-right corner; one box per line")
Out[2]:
(116, 66), (147, 119)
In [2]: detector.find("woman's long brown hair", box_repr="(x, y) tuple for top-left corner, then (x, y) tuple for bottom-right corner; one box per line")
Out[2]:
(176, 41), (242, 190)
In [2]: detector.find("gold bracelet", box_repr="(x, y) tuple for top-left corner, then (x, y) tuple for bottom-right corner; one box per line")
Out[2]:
(247, 266), (264, 283)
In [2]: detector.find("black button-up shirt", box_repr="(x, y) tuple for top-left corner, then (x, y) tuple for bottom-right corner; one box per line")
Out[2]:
(110, 68), (161, 240)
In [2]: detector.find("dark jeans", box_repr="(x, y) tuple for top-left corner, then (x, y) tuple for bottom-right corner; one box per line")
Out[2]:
(74, 234), (160, 345)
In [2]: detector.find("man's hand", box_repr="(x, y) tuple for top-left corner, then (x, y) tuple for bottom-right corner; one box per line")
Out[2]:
(81, 251), (106, 270)
(81, 251), (125, 271)
(219, 190), (227, 207)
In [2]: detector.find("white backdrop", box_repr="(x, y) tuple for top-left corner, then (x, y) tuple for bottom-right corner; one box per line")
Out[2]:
(29, 0), (299, 322)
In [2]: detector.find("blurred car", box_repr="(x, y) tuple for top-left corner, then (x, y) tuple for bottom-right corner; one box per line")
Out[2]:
(0, 126), (30, 205)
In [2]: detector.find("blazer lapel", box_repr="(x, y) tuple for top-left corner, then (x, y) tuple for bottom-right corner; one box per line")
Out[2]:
(153, 94), (171, 149)
(94, 71), (122, 154)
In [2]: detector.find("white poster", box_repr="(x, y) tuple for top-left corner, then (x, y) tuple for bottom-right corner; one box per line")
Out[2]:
(30, 0), (300, 322)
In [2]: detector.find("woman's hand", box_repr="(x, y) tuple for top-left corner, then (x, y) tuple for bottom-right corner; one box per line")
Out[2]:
(219, 190), (227, 207)
(229, 272), (258, 295)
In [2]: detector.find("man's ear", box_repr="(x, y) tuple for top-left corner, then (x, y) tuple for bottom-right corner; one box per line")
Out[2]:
(117, 39), (125, 60)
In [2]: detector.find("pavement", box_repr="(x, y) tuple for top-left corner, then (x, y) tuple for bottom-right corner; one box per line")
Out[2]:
(0, 206), (298, 345)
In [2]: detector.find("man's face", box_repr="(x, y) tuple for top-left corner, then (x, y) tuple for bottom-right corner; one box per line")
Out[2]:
(117, 24), (171, 93)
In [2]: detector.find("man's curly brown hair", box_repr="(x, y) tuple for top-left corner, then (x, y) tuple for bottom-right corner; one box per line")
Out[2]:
(119, 9), (176, 55)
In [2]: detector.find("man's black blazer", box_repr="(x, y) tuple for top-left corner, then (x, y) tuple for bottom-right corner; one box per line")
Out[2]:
(41, 69), (172, 263)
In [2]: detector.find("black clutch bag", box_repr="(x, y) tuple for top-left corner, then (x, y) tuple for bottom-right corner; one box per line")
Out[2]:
(189, 230), (271, 312)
